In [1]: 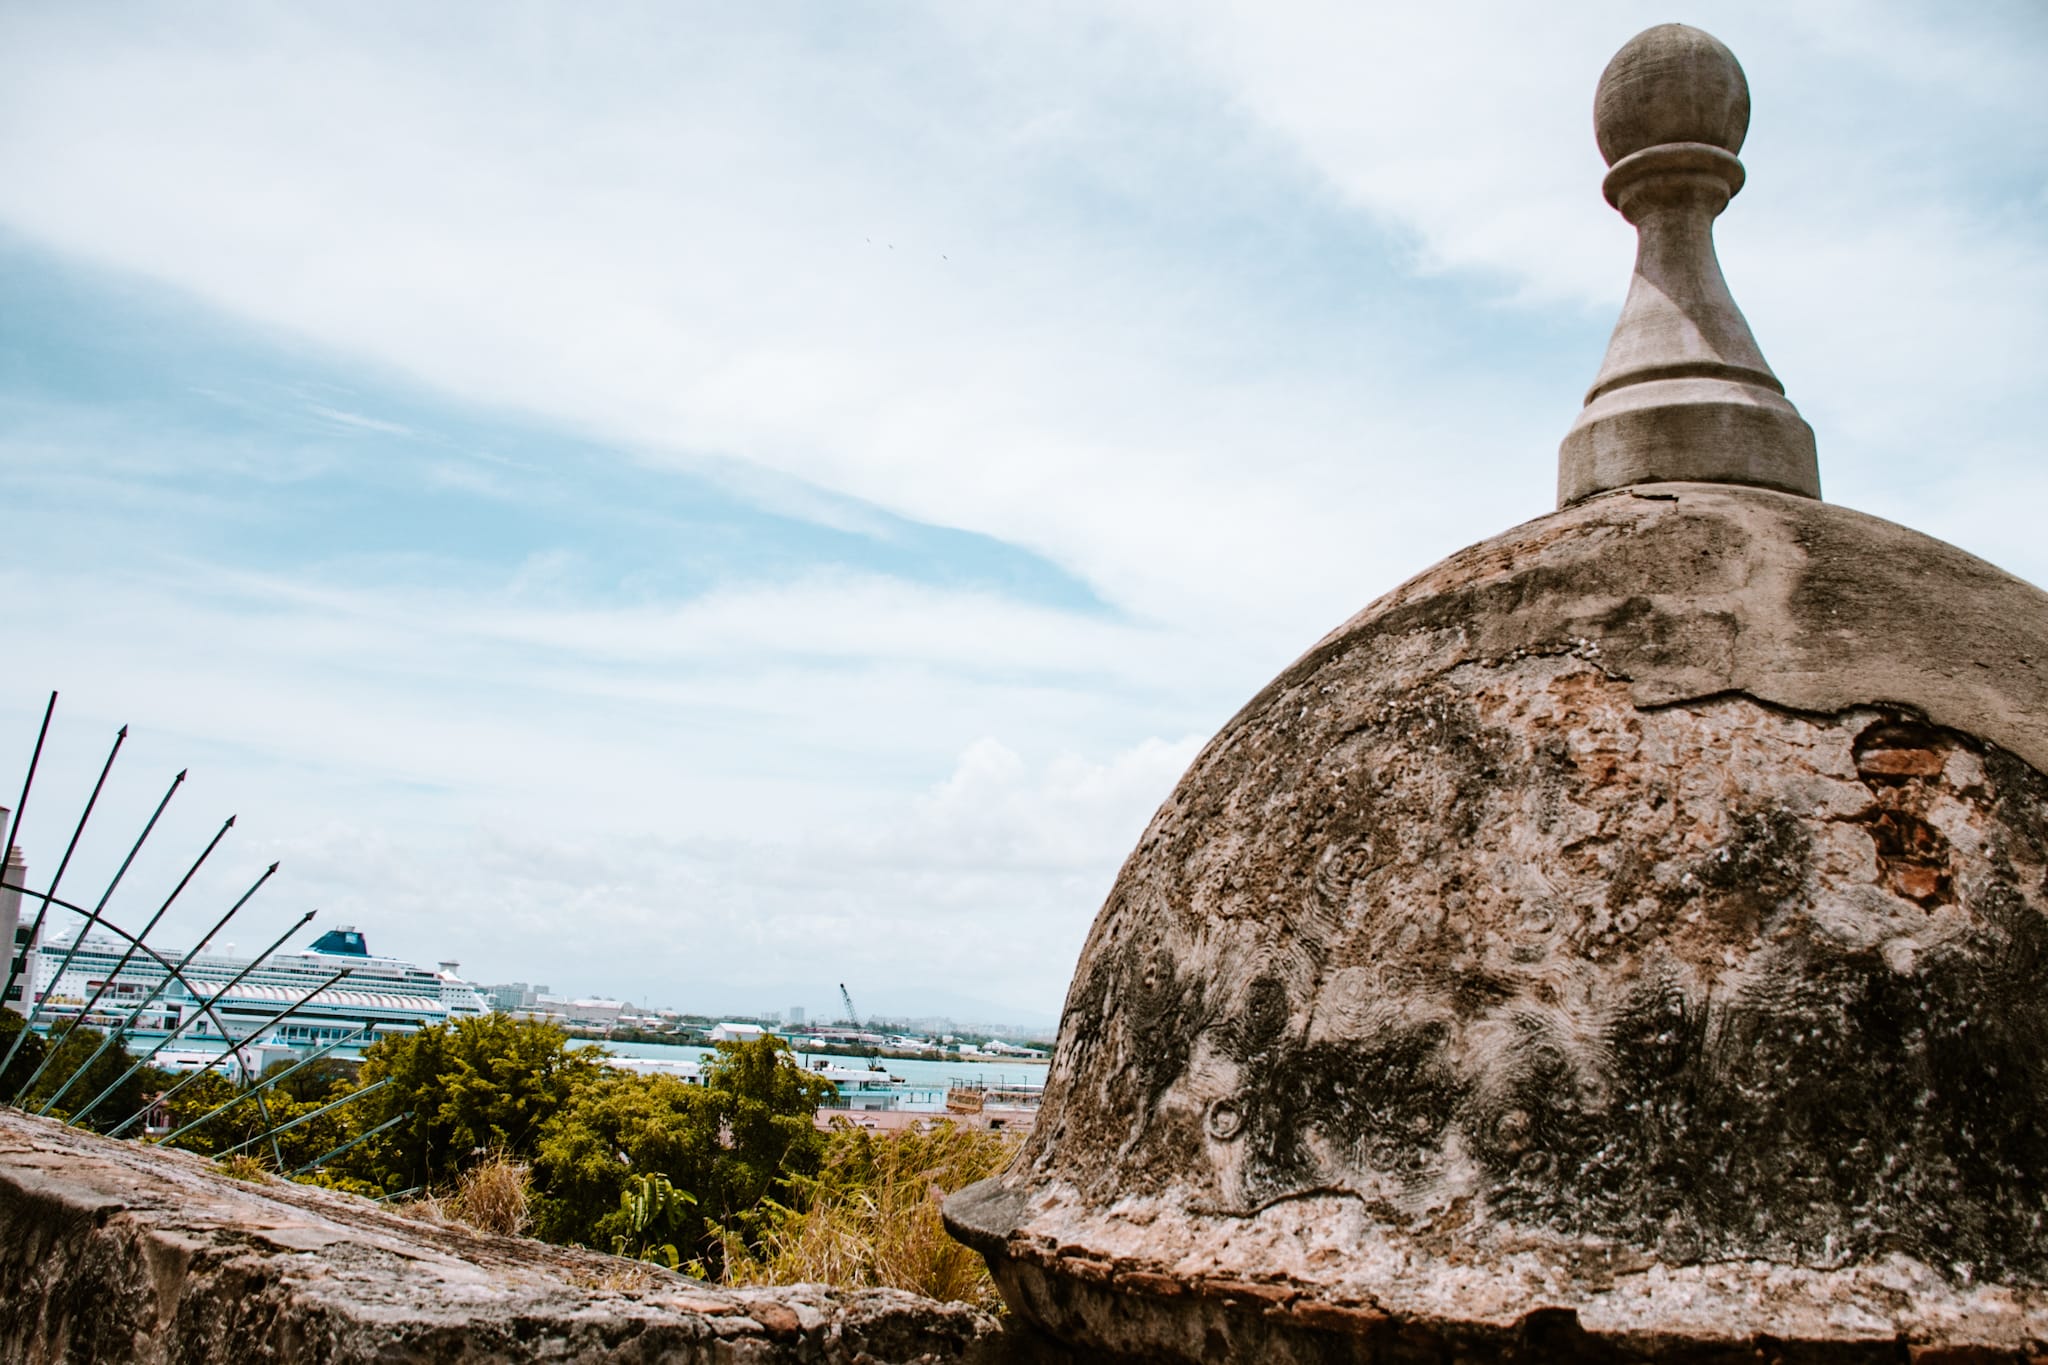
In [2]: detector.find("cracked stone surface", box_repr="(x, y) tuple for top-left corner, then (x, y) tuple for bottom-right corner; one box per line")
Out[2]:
(0, 1108), (1030, 1364)
(946, 483), (2048, 1362)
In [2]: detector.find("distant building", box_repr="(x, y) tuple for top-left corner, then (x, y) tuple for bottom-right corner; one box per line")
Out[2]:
(485, 982), (553, 1012)
(0, 829), (35, 1017)
(708, 1021), (768, 1043)
(788, 1005), (806, 1026)
(0, 822), (36, 1015)
(563, 998), (627, 1029)
(976, 1040), (1049, 1058)
(604, 1054), (703, 1085)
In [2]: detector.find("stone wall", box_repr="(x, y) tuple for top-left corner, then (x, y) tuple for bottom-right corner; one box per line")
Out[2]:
(0, 1108), (1042, 1364)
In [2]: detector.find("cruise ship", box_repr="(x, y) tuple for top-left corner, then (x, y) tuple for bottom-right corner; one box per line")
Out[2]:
(26, 924), (490, 1076)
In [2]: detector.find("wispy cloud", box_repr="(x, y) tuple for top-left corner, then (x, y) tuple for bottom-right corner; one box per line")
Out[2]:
(305, 404), (415, 437)
(0, 1), (2040, 1015)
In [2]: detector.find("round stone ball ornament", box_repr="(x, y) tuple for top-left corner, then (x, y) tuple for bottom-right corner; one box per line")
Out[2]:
(946, 24), (2048, 1364)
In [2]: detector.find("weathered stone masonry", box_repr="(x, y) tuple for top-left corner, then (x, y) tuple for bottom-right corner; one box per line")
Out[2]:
(949, 488), (2048, 1361)
(0, 1109), (1034, 1364)
(945, 24), (2048, 1361)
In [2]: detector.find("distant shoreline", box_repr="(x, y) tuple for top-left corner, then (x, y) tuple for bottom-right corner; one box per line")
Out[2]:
(567, 1034), (1048, 1067)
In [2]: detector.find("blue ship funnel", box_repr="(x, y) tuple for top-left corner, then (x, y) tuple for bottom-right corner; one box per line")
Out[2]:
(307, 927), (369, 956)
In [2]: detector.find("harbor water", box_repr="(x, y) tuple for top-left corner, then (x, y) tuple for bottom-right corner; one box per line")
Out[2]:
(581, 1039), (1049, 1113)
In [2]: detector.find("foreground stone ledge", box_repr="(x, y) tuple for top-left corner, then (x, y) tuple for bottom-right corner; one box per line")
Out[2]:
(950, 1180), (2048, 1363)
(0, 1108), (1031, 1364)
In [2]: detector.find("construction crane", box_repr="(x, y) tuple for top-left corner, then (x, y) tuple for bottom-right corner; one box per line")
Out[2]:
(838, 984), (880, 1061)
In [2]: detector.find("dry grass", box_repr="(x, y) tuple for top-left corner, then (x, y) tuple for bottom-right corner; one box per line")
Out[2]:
(387, 1153), (532, 1238)
(215, 1153), (271, 1183)
(451, 1152), (531, 1237)
(718, 1120), (1018, 1311)
(387, 1192), (453, 1224)
(563, 1261), (677, 1294)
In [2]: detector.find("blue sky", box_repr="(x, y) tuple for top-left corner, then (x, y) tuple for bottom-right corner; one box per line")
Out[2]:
(1, 2), (2042, 1024)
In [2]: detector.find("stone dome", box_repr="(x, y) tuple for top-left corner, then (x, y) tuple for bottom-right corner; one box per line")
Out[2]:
(946, 25), (2048, 1365)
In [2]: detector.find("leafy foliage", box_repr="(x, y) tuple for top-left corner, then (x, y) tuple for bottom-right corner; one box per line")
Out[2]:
(158, 1063), (354, 1168)
(258, 1054), (359, 1104)
(529, 1035), (835, 1270)
(341, 1013), (604, 1191)
(131, 1015), (988, 1296)
(159, 1070), (242, 1153)
(15, 1024), (168, 1131)
(0, 1009), (46, 1098)
(613, 1172), (695, 1268)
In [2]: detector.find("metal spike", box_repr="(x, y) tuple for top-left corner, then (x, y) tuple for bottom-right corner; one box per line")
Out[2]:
(2, 767), (186, 1085)
(0, 722), (128, 1024)
(33, 858), (278, 1114)
(7, 892), (283, 1129)
(289, 1109), (412, 1179)
(0, 692), (60, 1011)
(142, 1022), (367, 1144)
(0, 690), (55, 866)
(65, 908), (316, 1127)
(18, 813), (236, 1106)
(111, 971), (357, 1139)
(130, 983), (359, 1139)
(212, 1074), (392, 1161)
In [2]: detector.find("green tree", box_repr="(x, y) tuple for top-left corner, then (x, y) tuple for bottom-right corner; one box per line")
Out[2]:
(0, 1010), (46, 1100)
(336, 1014), (603, 1193)
(158, 1070), (243, 1155)
(258, 1054), (358, 1105)
(19, 1025), (168, 1132)
(530, 1035), (834, 1268)
(155, 1067), (352, 1171)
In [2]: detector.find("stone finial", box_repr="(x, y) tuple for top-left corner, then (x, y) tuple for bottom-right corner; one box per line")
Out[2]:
(1558, 24), (1819, 507)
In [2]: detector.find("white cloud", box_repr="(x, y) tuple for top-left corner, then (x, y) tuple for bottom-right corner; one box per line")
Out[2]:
(0, 0), (1549, 638)
(1, 2), (2042, 1016)
(0, 552), (1223, 1015)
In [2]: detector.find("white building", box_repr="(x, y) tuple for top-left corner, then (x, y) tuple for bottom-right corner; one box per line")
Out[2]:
(603, 1054), (703, 1085)
(975, 1040), (1050, 1058)
(563, 998), (627, 1028)
(0, 832), (36, 1017)
(708, 1021), (768, 1043)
